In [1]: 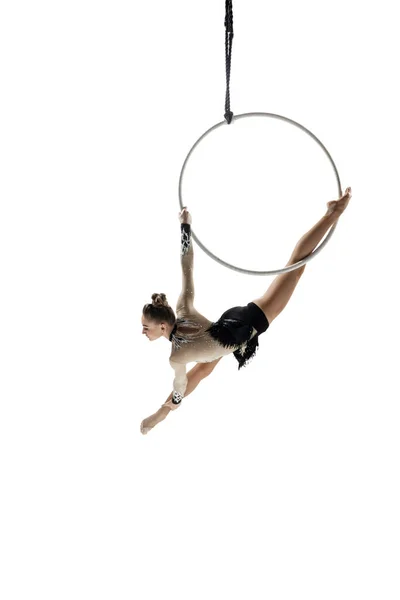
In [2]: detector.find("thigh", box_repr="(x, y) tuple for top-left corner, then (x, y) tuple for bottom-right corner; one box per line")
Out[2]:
(252, 264), (306, 324)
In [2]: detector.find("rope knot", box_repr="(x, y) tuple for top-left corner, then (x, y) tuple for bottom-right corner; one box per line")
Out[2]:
(224, 110), (234, 124)
(224, 1), (234, 123)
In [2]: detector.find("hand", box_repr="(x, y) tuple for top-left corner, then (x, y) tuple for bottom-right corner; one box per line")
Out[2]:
(179, 206), (192, 225)
(162, 396), (181, 411)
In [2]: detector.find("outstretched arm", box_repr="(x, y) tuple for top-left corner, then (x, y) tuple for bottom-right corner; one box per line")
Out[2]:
(140, 358), (222, 434)
(169, 360), (188, 406)
(176, 208), (194, 313)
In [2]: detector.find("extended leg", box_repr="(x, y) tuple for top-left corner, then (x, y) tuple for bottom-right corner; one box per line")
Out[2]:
(252, 188), (352, 324)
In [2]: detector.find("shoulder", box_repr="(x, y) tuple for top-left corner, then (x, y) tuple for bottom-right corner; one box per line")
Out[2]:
(176, 305), (211, 324)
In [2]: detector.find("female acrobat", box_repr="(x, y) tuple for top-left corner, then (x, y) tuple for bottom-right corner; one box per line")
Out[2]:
(140, 188), (352, 434)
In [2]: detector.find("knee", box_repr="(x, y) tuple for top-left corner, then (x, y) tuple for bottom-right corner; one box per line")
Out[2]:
(285, 261), (306, 279)
(288, 251), (307, 272)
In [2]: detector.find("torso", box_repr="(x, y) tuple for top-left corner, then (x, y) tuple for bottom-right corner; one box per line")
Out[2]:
(169, 306), (257, 365)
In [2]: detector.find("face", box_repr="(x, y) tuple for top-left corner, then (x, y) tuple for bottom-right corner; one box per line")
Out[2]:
(141, 315), (164, 341)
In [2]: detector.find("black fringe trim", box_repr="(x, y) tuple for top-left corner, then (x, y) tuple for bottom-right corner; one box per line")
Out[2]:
(205, 319), (252, 349)
(205, 318), (260, 370)
(233, 335), (260, 370)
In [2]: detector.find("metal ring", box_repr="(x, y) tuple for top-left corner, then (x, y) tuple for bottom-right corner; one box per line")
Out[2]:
(178, 112), (342, 276)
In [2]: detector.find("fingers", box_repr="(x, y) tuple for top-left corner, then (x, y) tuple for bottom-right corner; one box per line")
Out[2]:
(163, 395), (182, 410)
(178, 206), (192, 224)
(163, 398), (179, 411)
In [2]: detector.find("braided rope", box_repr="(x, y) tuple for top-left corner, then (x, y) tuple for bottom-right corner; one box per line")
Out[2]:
(224, 0), (234, 124)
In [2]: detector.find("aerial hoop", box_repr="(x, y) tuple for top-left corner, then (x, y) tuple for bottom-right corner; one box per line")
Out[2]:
(177, 1), (344, 275)
(178, 111), (342, 276)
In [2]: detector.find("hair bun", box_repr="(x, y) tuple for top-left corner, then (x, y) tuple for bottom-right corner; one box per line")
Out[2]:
(151, 293), (168, 307)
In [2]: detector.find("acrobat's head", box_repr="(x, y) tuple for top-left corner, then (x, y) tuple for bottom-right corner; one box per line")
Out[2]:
(142, 293), (176, 342)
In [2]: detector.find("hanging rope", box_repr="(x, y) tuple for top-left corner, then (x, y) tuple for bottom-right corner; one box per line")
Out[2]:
(224, 0), (234, 124)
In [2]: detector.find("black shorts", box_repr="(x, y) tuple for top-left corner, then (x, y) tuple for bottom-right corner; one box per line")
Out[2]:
(205, 302), (270, 370)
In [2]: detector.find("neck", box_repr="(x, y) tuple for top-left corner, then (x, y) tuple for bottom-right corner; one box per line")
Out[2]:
(166, 322), (177, 341)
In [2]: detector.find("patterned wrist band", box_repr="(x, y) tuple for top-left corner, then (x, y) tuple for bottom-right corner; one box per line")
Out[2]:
(181, 223), (191, 256)
(172, 391), (183, 405)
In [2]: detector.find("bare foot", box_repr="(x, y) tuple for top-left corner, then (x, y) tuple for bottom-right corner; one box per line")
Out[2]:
(326, 187), (352, 216)
(140, 406), (171, 435)
(140, 418), (153, 435)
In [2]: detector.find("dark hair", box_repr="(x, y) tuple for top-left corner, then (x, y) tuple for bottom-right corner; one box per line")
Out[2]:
(142, 293), (176, 326)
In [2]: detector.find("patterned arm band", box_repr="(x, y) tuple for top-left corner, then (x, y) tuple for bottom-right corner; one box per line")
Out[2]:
(172, 391), (183, 405)
(181, 223), (191, 256)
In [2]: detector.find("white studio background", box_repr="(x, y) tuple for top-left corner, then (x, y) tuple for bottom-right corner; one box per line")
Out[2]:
(1, 1), (399, 599)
